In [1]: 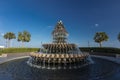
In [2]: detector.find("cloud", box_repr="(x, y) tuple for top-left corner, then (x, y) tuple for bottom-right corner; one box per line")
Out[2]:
(91, 23), (99, 28)
(0, 33), (4, 36)
(95, 24), (99, 27)
(48, 26), (53, 28)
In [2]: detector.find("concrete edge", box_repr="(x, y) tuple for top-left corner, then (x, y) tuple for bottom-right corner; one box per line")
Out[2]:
(0, 56), (30, 64)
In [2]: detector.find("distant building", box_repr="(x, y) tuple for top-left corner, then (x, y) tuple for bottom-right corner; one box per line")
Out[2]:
(0, 46), (5, 48)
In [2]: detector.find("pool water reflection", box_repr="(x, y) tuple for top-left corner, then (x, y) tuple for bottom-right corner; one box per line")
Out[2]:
(0, 57), (120, 80)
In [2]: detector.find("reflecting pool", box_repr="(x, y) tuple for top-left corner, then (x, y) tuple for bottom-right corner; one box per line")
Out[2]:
(0, 57), (120, 80)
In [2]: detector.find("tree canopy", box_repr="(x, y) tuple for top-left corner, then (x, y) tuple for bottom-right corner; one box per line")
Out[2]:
(3, 32), (16, 47)
(94, 32), (109, 47)
(17, 31), (31, 47)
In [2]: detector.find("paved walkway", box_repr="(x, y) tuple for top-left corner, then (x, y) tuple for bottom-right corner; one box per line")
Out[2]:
(91, 55), (120, 64)
(0, 53), (30, 64)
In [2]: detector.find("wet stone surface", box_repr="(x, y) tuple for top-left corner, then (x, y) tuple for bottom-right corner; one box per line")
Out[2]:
(0, 57), (120, 80)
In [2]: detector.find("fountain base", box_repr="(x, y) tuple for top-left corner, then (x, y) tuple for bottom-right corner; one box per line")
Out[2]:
(27, 52), (91, 69)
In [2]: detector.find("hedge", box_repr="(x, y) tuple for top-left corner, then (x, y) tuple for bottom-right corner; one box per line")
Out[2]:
(80, 47), (120, 54)
(0, 48), (39, 54)
(0, 47), (120, 55)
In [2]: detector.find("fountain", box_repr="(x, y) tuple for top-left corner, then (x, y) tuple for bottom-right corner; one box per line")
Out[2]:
(27, 20), (91, 69)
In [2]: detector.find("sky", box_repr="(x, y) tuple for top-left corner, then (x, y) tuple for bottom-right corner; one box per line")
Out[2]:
(0, 0), (120, 48)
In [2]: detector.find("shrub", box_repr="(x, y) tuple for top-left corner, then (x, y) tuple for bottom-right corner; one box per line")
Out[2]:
(80, 47), (120, 54)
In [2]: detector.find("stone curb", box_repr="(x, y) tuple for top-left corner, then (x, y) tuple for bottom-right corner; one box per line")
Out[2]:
(91, 55), (120, 64)
(0, 54), (7, 57)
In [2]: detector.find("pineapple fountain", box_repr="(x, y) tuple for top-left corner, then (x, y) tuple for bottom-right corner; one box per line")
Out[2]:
(27, 20), (91, 69)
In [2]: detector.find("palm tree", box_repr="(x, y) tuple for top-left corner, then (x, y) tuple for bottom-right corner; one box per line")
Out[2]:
(3, 32), (16, 48)
(17, 31), (31, 47)
(118, 32), (120, 42)
(94, 32), (109, 47)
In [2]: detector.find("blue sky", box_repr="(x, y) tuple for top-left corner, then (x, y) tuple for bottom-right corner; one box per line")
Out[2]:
(0, 0), (120, 48)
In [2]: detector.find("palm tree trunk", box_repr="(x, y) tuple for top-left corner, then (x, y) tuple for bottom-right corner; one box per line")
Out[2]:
(22, 41), (24, 47)
(99, 42), (102, 47)
(6, 39), (8, 48)
(8, 39), (10, 48)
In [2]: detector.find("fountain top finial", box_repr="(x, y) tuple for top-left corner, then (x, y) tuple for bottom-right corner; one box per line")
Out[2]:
(52, 20), (68, 43)
(58, 20), (63, 24)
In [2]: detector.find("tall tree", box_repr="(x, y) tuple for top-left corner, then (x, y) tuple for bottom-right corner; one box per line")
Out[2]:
(3, 32), (16, 48)
(94, 32), (109, 47)
(118, 32), (120, 42)
(17, 31), (31, 47)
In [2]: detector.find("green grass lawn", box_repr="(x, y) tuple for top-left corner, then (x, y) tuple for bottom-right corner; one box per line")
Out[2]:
(0, 48), (39, 54)
(0, 47), (120, 56)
